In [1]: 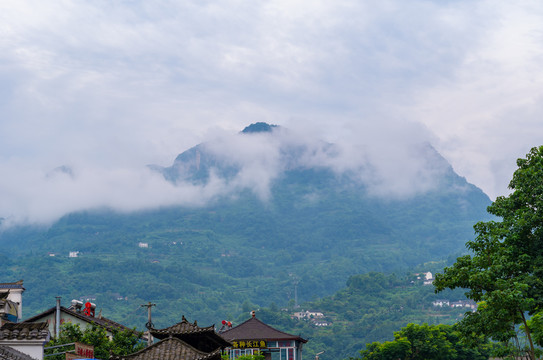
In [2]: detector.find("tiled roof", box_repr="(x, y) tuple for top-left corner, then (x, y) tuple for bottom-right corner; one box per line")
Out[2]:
(150, 316), (231, 352)
(150, 316), (215, 336)
(0, 281), (24, 291)
(23, 306), (134, 335)
(0, 322), (49, 341)
(0, 345), (35, 360)
(110, 337), (222, 360)
(220, 316), (307, 343)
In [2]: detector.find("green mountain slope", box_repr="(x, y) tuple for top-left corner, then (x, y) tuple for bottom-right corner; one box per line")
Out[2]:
(233, 270), (475, 359)
(1, 124), (490, 335)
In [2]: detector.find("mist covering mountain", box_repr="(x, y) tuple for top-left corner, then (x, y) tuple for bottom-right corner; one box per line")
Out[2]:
(1, 123), (490, 338)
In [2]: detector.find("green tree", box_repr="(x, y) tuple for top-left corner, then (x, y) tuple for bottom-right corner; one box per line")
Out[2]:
(434, 145), (543, 360)
(45, 323), (145, 360)
(350, 323), (490, 360)
(527, 311), (543, 348)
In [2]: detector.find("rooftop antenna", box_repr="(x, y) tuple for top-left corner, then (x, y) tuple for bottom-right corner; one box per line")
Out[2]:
(315, 350), (325, 360)
(141, 302), (156, 346)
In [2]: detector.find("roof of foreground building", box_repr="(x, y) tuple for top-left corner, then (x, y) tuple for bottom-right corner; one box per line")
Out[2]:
(150, 316), (230, 353)
(23, 306), (133, 335)
(110, 337), (222, 360)
(220, 315), (307, 343)
(0, 322), (49, 341)
(0, 281), (25, 291)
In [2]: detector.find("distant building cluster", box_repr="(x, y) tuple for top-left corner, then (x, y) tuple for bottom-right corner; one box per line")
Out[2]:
(292, 310), (329, 327)
(432, 299), (477, 310)
(413, 272), (434, 285)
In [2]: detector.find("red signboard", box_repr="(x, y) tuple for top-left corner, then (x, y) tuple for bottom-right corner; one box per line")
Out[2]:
(65, 342), (94, 359)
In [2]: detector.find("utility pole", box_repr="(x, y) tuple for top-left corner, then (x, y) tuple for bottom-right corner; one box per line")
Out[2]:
(289, 273), (300, 309)
(140, 302), (156, 346)
(55, 297), (61, 339)
(294, 280), (299, 309)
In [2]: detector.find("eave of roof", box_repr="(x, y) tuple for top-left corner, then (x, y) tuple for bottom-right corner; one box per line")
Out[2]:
(0, 345), (36, 360)
(0, 281), (25, 291)
(150, 316), (231, 349)
(150, 316), (215, 335)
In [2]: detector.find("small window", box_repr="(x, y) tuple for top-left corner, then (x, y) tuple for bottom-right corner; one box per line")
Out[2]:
(288, 348), (294, 360)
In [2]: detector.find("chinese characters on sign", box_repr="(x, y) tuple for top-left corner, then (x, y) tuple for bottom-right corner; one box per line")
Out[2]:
(65, 342), (95, 359)
(231, 340), (267, 349)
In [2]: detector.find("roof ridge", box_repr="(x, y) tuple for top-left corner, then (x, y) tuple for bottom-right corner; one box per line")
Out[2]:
(150, 316), (215, 333)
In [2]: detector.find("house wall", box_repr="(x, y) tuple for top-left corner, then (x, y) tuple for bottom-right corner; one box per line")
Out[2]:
(1, 340), (45, 360)
(39, 312), (115, 339)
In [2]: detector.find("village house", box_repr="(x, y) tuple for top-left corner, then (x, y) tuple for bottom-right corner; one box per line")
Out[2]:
(422, 272), (434, 285)
(292, 310), (324, 320)
(220, 311), (307, 360)
(110, 315), (231, 360)
(0, 281), (50, 360)
(432, 299), (450, 307)
(23, 298), (136, 340)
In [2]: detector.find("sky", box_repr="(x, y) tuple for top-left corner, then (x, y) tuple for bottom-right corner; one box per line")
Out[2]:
(1, 0), (543, 226)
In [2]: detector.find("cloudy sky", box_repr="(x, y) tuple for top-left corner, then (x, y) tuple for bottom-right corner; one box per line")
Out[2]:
(1, 0), (542, 225)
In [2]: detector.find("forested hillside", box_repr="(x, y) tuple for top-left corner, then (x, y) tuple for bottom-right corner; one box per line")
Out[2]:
(226, 270), (476, 359)
(0, 124), (492, 359)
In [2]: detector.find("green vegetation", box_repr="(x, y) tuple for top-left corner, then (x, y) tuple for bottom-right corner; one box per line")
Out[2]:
(3, 160), (490, 326)
(0, 138), (497, 359)
(45, 323), (144, 360)
(435, 146), (543, 359)
(348, 323), (493, 360)
(236, 271), (475, 359)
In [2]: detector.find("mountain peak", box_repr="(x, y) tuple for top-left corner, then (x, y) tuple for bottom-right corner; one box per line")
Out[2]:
(241, 122), (278, 134)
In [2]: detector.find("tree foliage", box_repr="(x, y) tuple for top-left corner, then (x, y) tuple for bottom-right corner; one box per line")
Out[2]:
(45, 322), (145, 360)
(434, 145), (543, 359)
(350, 323), (491, 360)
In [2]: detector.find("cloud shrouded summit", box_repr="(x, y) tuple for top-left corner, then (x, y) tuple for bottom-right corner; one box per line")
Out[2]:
(0, 122), (466, 227)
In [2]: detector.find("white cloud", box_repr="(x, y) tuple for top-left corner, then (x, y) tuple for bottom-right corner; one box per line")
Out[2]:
(410, 1), (543, 198)
(1, 0), (543, 225)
